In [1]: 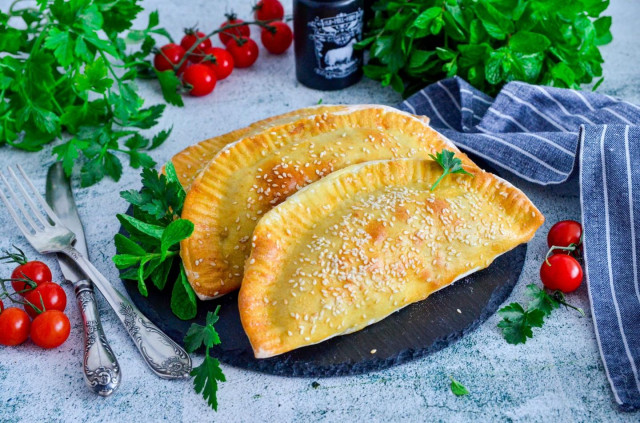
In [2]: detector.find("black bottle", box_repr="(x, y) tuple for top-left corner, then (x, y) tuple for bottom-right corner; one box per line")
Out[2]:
(293, 0), (364, 91)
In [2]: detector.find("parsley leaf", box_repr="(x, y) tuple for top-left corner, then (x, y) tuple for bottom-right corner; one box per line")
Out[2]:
(497, 302), (545, 344)
(450, 376), (470, 396)
(497, 284), (583, 345)
(360, 0), (612, 96)
(429, 149), (473, 191)
(184, 307), (226, 411)
(0, 1), (173, 186)
(113, 163), (197, 319)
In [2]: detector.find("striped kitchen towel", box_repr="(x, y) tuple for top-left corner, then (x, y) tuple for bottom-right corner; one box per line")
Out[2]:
(399, 76), (640, 411)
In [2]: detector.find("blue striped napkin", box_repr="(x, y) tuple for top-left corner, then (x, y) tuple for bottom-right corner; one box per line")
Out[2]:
(399, 76), (640, 411)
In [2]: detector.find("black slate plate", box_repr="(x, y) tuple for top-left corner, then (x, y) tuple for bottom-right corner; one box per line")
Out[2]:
(121, 158), (527, 377)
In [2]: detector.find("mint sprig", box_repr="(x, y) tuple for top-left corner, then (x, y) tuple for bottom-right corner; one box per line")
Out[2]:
(113, 163), (197, 320)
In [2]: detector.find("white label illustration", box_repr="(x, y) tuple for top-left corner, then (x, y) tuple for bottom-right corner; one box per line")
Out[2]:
(308, 9), (363, 80)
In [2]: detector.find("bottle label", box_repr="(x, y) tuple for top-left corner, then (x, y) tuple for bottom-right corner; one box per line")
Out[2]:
(308, 8), (363, 80)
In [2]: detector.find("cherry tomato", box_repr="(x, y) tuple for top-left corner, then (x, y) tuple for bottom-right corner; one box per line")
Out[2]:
(23, 282), (67, 319)
(540, 254), (583, 293)
(30, 310), (71, 349)
(180, 30), (212, 63)
(153, 43), (187, 74)
(202, 47), (234, 80)
(0, 307), (31, 346)
(219, 15), (251, 46)
(11, 260), (52, 295)
(548, 220), (582, 253)
(182, 64), (217, 97)
(0, 299), (4, 313)
(226, 37), (259, 68)
(261, 22), (293, 55)
(254, 0), (284, 21)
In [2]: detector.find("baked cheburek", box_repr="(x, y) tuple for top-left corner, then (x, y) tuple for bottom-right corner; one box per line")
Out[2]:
(238, 159), (544, 358)
(180, 105), (474, 300)
(170, 105), (428, 189)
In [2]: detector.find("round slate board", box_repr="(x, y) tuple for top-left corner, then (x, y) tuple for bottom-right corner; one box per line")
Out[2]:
(121, 158), (527, 377)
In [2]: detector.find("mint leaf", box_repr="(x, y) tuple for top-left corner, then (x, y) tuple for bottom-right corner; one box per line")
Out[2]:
(509, 31), (551, 54)
(170, 266), (197, 320)
(160, 219), (194, 260)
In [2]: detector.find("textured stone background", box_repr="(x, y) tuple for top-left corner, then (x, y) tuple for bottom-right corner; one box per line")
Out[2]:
(1, 0), (639, 421)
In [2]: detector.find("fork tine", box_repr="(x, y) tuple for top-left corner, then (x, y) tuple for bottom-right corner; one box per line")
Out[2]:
(0, 177), (34, 239)
(7, 167), (50, 228)
(15, 165), (62, 226)
(0, 170), (41, 232)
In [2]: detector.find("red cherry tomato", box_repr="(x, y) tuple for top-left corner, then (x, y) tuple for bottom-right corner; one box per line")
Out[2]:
(30, 310), (71, 349)
(540, 254), (583, 293)
(0, 307), (31, 346)
(219, 15), (251, 46)
(153, 43), (187, 74)
(547, 220), (582, 253)
(180, 31), (212, 62)
(202, 47), (234, 80)
(11, 260), (52, 295)
(261, 22), (293, 55)
(23, 282), (67, 319)
(254, 0), (284, 21)
(0, 299), (4, 313)
(182, 64), (217, 97)
(225, 37), (259, 68)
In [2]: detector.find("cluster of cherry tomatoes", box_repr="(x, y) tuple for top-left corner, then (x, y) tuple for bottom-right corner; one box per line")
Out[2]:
(0, 248), (70, 349)
(154, 0), (292, 97)
(540, 220), (584, 293)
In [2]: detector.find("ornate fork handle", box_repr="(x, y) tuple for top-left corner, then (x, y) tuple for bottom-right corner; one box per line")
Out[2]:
(75, 279), (121, 396)
(62, 246), (192, 379)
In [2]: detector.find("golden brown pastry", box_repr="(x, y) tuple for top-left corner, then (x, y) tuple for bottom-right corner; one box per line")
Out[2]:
(180, 105), (471, 300)
(171, 105), (353, 189)
(239, 159), (544, 358)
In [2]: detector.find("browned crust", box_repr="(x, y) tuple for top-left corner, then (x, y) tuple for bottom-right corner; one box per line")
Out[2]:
(238, 159), (544, 358)
(180, 106), (461, 299)
(170, 105), (420, 189)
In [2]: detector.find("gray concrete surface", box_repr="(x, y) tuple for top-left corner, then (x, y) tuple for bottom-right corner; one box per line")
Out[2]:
(1, 0), (639, 421)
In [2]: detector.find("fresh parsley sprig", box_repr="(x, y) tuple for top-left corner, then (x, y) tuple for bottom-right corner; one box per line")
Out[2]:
(497, 284), (584, 344)
(113, 162), (198, 320)
(184, 306), (226, 411)
(0, 0), (173, 186)
(429, 149), (473, 191)
(358, 0), (612, 96)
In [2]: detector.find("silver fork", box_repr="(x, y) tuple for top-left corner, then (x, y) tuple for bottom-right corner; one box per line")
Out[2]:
(0, 165), (191, 380)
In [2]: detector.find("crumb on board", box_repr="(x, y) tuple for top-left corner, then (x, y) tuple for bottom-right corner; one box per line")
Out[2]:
(370, 349), (377, 354)
(457, 309), (462, 314)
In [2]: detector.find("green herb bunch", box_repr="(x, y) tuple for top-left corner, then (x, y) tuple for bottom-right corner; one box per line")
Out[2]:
(358, 0), (612, 96)
(113, 163), (198, 320)
(0, 0), (173, 186)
